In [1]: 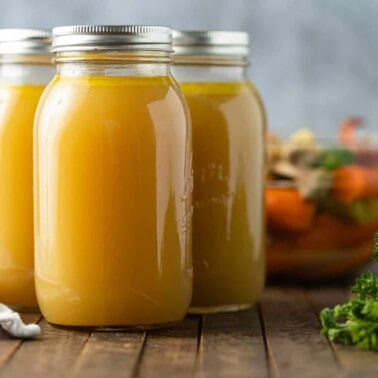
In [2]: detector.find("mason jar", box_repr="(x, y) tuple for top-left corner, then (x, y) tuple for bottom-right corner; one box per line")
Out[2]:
(34, 25), (192, 327)
(0, 29), (53, 310)
(172, 31), (266, 313)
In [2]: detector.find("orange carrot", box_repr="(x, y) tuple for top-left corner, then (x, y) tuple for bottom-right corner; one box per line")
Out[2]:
(332, 165), (378, 203)
(266, 187), (315, 232)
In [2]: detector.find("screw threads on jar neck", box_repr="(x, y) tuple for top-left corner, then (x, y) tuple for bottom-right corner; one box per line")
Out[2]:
(52, 25), (173, 64)
(0, 28), (52, 64)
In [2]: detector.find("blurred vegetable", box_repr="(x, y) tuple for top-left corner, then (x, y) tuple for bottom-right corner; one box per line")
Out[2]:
(297, 169), (333, 200)
(319, 148), (356, 170)
(266, 187), (315, 232)
(289, 128), (316, 149)
(266, 121), (378, 282)
(319, 198), (378, 224)
(332, 166), (378, 203)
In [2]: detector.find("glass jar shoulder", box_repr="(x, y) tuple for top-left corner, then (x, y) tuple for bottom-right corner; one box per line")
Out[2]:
(179, 80), (265, 130)
(39, 74), (184, 102)
(0, 84), (45, 128)
(0, 83), (46, 105)
(180, 80), (262, 108)
(35, 74), (188, 131)
(179, 80), (250, 95)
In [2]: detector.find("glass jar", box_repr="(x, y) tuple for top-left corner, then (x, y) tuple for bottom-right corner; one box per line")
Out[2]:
(172, 31), (266, 313)
(0, 29), (53, 310)
(34, 25), (192, 327)
(266, 126), (378, 282)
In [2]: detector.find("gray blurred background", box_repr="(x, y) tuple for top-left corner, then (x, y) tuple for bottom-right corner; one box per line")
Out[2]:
(2, 0), (378, 137)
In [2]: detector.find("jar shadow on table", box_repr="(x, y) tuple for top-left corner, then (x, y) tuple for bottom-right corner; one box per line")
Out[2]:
(48, 320), (183, 333)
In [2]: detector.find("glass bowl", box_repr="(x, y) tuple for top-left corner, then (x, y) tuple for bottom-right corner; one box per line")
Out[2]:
(266, 121), (378, 282)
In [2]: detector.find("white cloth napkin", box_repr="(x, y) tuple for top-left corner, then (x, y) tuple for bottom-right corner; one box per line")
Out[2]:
(0, 303), (41, 338)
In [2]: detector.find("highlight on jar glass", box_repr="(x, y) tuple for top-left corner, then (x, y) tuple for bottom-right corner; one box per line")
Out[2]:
(172, 31), (266, 313)
(0, 29), (53, 310)
(266, 119), (378, 282)
(34, 25), (193, 328)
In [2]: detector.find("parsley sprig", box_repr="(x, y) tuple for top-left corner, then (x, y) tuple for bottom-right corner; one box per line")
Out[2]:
(320, 233), (378, 351)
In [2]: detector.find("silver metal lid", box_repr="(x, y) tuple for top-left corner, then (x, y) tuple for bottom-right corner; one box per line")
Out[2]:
(52, 25), (173, 53)
(0, 29), (51, 55)
(172, 30), (249, 57)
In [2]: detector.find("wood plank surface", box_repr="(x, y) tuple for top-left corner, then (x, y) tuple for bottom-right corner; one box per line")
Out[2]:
(0, 287), (377, 378)
(0, 313), (41, 368)
(309, 287), (378, 378)
(69, 330), (146, 378)
(137, 317), (199, 378)
(0, 319), (90, 378)
(260, 287), (342, 378)
(196, 307), (268, 378)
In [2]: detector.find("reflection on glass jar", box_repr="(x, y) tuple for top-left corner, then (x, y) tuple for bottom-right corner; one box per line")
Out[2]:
(266, 121), (378, 282)
(172, 31), (266, 313)
(34, 26), (192, 327)
(0, 29), (53, 310)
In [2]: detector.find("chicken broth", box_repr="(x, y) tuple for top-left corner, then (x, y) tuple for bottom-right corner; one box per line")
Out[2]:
(180, 82), (265, 311)
(0, 84), (45, 308)
(34, 75), (192, 326)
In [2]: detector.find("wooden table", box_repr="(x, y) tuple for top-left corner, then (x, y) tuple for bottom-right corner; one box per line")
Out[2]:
(1, 287), (377, 378)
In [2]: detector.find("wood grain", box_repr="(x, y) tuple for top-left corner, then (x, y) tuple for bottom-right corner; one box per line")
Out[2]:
(196, 307), (268, 378)
(307, 287), (348, 311)
(1, 288), (376, 378)
(309, 287), (378, 378)
(136, 317), (199, 378)
(260, 287), (342, 378)
(0, 319), (90, 378)
(0, 313), (41, 368)
(69, 330), (145, 378)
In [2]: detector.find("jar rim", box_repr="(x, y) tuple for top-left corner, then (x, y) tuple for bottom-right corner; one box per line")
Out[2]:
(52, 25), (173, 53)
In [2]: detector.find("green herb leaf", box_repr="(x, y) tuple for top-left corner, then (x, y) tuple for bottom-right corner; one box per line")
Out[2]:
(319, 148), (356, 171)
(320, 234), (378, 351)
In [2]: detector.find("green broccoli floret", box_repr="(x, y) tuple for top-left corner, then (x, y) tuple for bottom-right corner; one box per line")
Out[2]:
(320, 233), (378, 351)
